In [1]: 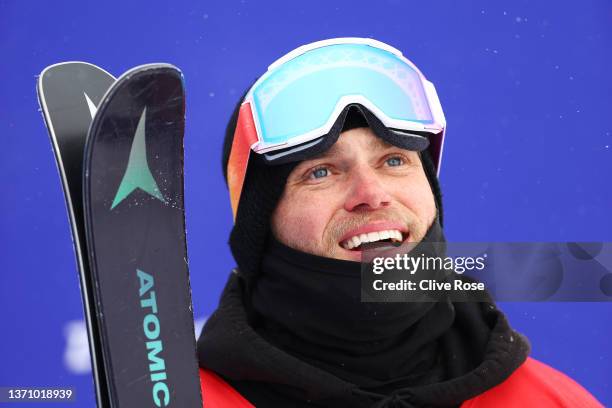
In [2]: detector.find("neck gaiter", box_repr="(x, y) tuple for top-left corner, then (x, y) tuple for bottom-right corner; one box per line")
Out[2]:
(250, 220), (456, 389)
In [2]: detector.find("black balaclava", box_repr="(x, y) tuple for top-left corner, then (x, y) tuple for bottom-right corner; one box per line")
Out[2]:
(202, 92), (529, 407)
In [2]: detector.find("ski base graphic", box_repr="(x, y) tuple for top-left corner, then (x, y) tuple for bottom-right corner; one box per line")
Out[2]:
(38, 63), (202, 407)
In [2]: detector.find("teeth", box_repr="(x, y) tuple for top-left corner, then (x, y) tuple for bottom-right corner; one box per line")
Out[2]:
(341, 229), (404, 250)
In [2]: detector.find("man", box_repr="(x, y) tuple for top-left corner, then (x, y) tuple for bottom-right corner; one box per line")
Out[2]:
(196, 38), (602, 407)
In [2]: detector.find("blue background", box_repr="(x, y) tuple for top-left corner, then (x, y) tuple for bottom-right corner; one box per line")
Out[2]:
(1, 0), (610, 406)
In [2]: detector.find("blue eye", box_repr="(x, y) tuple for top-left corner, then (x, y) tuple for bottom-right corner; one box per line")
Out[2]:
(386, 156), (404, 167)
(311, 167), (329, 179)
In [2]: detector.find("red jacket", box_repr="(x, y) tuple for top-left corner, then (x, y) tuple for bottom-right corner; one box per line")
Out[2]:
(198, 357), (603, 408)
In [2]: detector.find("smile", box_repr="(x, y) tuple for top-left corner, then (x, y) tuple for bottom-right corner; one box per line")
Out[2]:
(340, 229), (405, 250)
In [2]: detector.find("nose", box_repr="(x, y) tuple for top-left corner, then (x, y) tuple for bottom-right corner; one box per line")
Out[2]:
(344, 165), (392, 212)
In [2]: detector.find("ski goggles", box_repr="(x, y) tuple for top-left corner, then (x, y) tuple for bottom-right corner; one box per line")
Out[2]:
(227, 38), (447, 218)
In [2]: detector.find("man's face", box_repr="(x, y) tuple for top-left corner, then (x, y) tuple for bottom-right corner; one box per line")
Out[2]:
(271, 127), (437, 261)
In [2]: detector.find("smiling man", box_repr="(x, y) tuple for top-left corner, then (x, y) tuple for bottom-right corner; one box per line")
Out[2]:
(196, 38), (602, 407)
(272, 127), (434, 262)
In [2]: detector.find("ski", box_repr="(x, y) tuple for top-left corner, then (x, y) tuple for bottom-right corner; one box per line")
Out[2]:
(38, 63), (202, 407)
(37, 62), (115, 408)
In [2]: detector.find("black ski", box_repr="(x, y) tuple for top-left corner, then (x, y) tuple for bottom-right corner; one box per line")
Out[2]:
(37, 62), (115, 408)
(38, 63), (202, 407)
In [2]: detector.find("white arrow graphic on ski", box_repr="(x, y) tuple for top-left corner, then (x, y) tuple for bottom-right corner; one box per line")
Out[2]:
(84, 92), (97, 119)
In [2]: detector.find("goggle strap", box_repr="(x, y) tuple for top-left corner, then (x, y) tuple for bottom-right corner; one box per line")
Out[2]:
(227, 102), (259, 219)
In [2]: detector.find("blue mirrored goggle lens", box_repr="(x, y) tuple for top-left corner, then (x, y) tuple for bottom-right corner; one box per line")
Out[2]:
(251, 44), (435, 145)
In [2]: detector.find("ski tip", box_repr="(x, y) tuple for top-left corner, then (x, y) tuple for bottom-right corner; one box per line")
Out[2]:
(39, 61), (116, 82)
(119, 63), (183, 80)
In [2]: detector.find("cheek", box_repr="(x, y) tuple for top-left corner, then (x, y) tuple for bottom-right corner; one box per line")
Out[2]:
(271, 189), (337, 246)
(393, 177), (437, 224)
